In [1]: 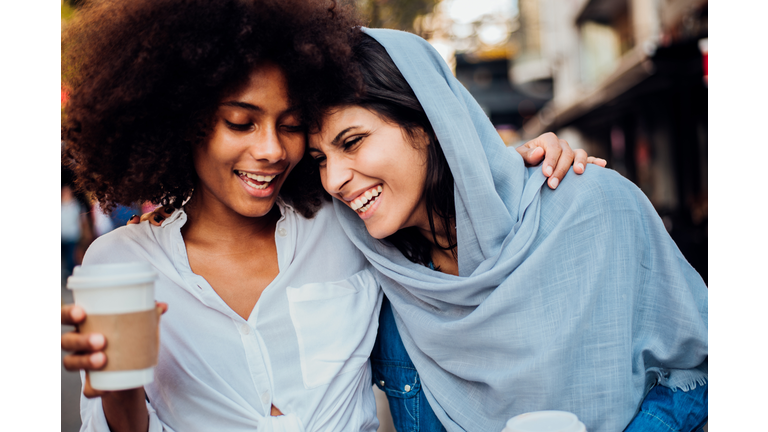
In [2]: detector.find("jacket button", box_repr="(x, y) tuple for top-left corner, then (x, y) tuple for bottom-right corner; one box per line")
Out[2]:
(379, 380), (385, 387)
(404, 384), (411, 392)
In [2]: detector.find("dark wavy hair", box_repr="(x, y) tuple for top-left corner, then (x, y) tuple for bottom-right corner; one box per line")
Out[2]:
(62, 0), (360, 218)
(317, 33), (456, 265)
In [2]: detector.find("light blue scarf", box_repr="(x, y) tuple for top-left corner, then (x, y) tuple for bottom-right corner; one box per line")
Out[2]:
(333, 28), (708, 432)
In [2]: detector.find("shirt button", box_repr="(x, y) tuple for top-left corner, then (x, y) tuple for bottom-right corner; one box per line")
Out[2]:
(277, 228), (287, 237)
(240, 324), (251, 335)
(379, 380), (385, 387)
(404, 384), (411, 392)
(261, 391), (270, 404)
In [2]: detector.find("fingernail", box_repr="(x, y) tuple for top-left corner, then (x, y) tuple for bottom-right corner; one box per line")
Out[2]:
(89, 333), (105, 349)
(154, 214), (164, 223)
(130, 214), (138, 220)
(71, 306), (85, 322)
(549, 177), (559, 189)
(577, 163), (584, 172)
(164, 206), (174, 214)
(90, 352), (106, 368)
(544, 165), (553, 176)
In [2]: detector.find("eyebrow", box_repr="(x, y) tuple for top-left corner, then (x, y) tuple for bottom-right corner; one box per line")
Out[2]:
(220, 101), (301, 115)
(220, 101), (262, 112)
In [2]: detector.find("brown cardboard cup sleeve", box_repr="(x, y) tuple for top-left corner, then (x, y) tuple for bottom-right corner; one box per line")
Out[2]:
(80, 309), (160, 372)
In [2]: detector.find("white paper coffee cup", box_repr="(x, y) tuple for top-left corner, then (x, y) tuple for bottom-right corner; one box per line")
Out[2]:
(502, 411), (587, 432)
(67, 262), (159, 391)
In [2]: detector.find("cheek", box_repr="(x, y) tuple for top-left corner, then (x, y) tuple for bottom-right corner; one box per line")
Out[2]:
(286, 138), (306, 167)
(318, 168), (329, 191)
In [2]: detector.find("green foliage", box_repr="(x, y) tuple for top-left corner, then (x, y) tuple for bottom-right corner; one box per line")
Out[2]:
(61, 0), (77, 21)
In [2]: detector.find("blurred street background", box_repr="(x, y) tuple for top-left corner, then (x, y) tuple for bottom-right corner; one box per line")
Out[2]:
(61, 0), (707, 430)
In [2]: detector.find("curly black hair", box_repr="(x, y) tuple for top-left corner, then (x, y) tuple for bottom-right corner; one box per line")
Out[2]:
(62, 0), (361, 217)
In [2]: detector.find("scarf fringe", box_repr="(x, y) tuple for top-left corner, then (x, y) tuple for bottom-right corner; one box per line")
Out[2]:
(650, 367), (708, 392)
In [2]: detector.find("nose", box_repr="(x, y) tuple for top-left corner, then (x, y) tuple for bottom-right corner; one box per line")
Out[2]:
(322, 154), (353, 197)
(249, 125), (286, 163)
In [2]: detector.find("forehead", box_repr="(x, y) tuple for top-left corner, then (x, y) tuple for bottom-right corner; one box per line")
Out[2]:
(225, 62), (291, 105)
(310, 106), (381, 146)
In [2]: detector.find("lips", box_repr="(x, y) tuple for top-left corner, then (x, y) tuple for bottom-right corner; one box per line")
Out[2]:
(234, 170), (278, 190)
(350, 185), (383, 212)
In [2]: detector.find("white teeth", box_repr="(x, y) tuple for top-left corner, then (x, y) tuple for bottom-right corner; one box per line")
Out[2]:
(236, 171), (277, 189)
(237, 171), (276, 182)
(242, 177), (269, 189)
(350, 185), (382, 213)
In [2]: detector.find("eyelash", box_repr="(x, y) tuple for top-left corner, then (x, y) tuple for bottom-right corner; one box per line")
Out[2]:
(225, 121), (305, 133)
(312, 134), (366, 166)
(312, 155), (326, 166)
(343, 136), (363, 149)
(225, 120), (252, 132)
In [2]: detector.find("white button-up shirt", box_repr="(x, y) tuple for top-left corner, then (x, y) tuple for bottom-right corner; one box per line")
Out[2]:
(78, 201), (382, 432)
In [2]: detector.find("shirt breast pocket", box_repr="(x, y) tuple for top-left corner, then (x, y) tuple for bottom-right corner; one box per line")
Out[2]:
(286, 269), (379, 389)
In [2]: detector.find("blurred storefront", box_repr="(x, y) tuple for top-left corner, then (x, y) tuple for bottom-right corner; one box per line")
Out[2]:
(510, 0), (708, 281)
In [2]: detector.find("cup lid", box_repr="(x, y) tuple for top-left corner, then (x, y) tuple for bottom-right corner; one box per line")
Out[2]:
(504, 411), (585, 432)
(67, 263), (157, 289)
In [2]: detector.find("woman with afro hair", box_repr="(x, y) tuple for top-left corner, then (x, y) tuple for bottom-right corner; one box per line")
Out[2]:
(60, 0), (590, 430)
(60, 1), (385, 431)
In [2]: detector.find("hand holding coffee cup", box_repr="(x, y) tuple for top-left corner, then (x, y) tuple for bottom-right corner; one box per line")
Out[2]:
(61, 302), (167, 397)
(62, 263), (165, 394)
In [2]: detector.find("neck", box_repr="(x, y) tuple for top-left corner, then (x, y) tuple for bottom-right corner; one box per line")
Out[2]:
(182, 192), (279, 248)
(417, 213), (459, 275)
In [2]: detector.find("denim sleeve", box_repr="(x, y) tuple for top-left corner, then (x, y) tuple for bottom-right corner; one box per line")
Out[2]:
(372, 296), (446, 432)
(623, 382), (708, 432)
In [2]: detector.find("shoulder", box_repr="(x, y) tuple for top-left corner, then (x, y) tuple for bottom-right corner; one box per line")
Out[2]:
(284, 199), (344, 231)
(82, 223), (161, 265)
(285, 199), (369, 268)
(554, 166), (645, 208)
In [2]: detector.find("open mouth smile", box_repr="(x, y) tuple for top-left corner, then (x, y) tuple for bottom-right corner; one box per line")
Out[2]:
(234, 170), (278, 190)
(350, 185), (383, 213)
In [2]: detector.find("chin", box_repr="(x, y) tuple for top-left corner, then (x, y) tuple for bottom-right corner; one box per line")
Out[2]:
(363, 221), (395, 240)
(239, 200), (278, 218)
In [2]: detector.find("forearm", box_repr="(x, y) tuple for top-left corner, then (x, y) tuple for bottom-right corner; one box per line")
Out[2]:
(101, 388), (149, 432)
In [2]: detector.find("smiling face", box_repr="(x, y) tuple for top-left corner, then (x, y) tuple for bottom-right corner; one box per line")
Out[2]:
(192, 62), (305, 219)
(308, 105), (430, 239)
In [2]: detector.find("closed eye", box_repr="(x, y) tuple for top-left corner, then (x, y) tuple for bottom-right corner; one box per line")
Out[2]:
(281, 124), (306, 133)
(342, 135), (364, 150)
(307, 149), (326, 167)
(312, 155), (327, 167)
(225, 120), (253, 132)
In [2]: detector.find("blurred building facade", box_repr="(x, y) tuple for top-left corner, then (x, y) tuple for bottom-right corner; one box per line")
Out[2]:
(510, 0), (708, 281)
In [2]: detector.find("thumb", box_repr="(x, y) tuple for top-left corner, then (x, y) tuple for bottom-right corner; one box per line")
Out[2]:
(517, 145), (545, 167)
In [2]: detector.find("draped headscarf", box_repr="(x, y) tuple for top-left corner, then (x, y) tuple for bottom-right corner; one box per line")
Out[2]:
(332, 28), (708, 432)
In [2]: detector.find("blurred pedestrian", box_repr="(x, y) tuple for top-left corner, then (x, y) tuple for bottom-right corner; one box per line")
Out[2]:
(91, 201), (114, 237)
(61, 184), (85, 279)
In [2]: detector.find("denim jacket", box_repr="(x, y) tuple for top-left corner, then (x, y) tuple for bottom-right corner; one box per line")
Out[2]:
(371, 296), (446, 432)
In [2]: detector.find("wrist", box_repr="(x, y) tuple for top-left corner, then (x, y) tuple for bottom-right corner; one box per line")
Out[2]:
(101, 388), (149, 432)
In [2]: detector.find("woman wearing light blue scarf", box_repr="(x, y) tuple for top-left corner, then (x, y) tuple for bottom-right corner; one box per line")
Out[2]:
(308, 28), (708, 432)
